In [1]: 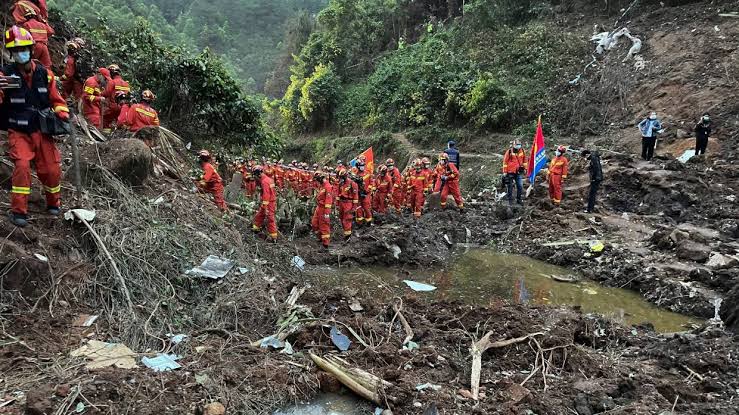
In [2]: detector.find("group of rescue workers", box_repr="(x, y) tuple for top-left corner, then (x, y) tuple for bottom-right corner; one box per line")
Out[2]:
(0, 0), (162, 227)
(194, 144), (466, 248)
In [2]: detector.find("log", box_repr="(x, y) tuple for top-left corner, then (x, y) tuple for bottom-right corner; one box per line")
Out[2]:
(470, 332), (544, 400)
(310, 353), (382, 405)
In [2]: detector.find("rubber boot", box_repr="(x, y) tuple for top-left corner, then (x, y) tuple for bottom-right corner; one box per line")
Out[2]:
(9, 212), (28, 227)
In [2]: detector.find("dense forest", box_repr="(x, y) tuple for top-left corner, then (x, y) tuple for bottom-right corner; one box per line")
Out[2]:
(49, 0), (327, 93)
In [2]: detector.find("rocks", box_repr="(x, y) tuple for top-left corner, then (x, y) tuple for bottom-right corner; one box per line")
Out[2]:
(676, 241), (711, 262)
(82, 139), (153, 186)
(706, 253), (739, 270)
(720, 285), (739, 335)
(203, 402), (226, 415)
(502, 383), (530, 404)
(55, 384), (71, 397)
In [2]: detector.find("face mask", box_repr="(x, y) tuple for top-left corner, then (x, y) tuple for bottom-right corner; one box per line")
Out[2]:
(358, 165), (365, 171)
(514, 144), (522, 150)
(703, 117), (710, 122)
(649, 114), (657, 120)
(555, 151), (562, 157)
(13, 50), (31, 64)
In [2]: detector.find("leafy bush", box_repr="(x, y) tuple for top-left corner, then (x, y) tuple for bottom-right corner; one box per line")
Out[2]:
(461, 75), (517, 129)
(299, 63), (341, 130)
(335, 83), (371, 130)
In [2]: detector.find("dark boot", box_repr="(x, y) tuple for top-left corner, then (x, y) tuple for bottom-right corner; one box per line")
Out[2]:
(47, 206), (61, 216)
(9, 212), (28, 227)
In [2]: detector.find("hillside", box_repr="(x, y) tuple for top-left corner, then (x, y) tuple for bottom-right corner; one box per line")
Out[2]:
(49, 0), (327, 92)
(1, 0), (739, 414)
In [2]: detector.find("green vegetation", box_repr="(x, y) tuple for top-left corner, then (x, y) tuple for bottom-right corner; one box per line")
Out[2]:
(274, 0), (587, 136)
(49, 0), (327, 92)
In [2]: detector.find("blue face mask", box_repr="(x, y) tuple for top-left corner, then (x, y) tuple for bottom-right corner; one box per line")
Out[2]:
(514, 144), (522, 150)
(13, 50), (31, 64)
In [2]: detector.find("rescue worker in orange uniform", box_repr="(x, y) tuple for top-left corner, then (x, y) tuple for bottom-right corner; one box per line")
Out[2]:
(274, 160), (285, 189)
(385, 158), (403, 213)
(251, 165), (278, 242)
(373, 164), (392, 214)
(82, 68), (111, 129)
(421, 157), (435, 193)
(355, 156), (374, 225)
(547, 145), (569, 207)
(285, 161), (298, 191)
(502, 140), (528, 206)
(114, 91), (131, 127)
(62, 40), (83, 100)
(337, 168), (359, 240)
(12, 1), (47, 25)
(1, 26), (69, 227)
(239, 161), (255, 197)
(434, 153), (464, 211)
(195, 150), (228, 212)
(299, 163), (312, 198)
(126, 90), (160, 136)
(19, 8), (53, 67)
(311, 171), (334, 248)
(103, 64), (130, 131)
(408, 159), (428, 219)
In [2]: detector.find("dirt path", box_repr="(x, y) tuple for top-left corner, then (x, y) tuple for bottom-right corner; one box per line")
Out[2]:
(392, 132), (503, 161)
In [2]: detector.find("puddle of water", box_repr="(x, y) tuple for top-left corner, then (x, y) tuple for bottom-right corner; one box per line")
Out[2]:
(310, 249), (702, 333)
(274, 393), (371, 415)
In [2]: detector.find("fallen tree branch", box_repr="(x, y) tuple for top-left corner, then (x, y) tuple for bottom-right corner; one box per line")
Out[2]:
(392, 298), (414, 347)
(310, 352), (383, 405)
(470, 332), (545, 400)
(74, 211), (134, 311)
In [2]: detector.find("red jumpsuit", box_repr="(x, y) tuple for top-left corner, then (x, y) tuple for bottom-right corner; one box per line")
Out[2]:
(117, 103), (130, 126)
(252, 174), (278, 240)
(104, 75), (130, 128)
(388, 166), (403, 211)
(311, 180), (334, 247)
(12, 1), (47, 24)
(299, 171), (312, 197)
(285, 169), (297, 191)
(373, 172), (392, 214)
(408, 169), (428, 218)
(356, 173), (374, 224)
(547, 155), (569, 205)
(126, 102), (160, 133)
(273, 165), (285, 189)
(21, 17), (53, 67)
(434, 162), (464, 209)
(82, 75), (107, 128)
(198, 162), (227, 211)
(338, 179), (359, 237)
(62, 54), (83, 100)
(1, 62), (68, 216)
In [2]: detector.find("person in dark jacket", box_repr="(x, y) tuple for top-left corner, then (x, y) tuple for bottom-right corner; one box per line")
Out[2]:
(443, 140), (460, 169)
(694, 113), (711, 156)
(580, 149), (603, 213)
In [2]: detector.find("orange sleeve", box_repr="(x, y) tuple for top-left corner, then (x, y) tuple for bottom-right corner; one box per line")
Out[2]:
(324, 184), (334, 209)
(202, 163), (215, 183)
(125, 104), (137, 127)
(47, 69), (69, 114)
(563, 159), (569, 178)
(83, 78), (101, 103)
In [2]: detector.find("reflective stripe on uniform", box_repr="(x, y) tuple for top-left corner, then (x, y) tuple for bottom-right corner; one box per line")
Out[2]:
(114, 85), (131, 91)
(135, 107), (156, 118)
(11, 186), (31, 195)
(53, 105), (69, 113)
(44, 185), (61, 194)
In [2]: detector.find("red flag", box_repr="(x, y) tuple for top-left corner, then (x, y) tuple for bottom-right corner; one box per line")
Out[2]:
(527, 116), (547, 183)
(358, 147), (374, 174)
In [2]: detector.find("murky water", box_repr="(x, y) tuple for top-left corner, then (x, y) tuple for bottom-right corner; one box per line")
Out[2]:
(274, 393), (371, 415)
(310, 249), (702, 333)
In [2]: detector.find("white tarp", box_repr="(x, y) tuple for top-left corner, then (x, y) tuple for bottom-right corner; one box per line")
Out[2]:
(186, 255), (235, 280)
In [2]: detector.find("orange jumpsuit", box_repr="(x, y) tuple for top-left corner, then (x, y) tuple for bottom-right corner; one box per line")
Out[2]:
(1, 62), (69, 215)
(82, 75), (107, 128)
(373, 172), (392, 214)
(408, 169), (428, 218)
(117, 103), (130, 126)
(356, 172), (374, 224)
(126, 102), (160, 133)
(104, 75), (130, 128)
(421, 167), (434, 193)
(547, 155), (569, 205)
(273, 165), (285, 189)
(388, 166), (403, 211)
(299, 170), (313, 197)
(21, 17), (53, 67)
(62, 54), (82, 99)
(12, 1), (47, 24)
(252, 174), (278, 240)
(434, 162), (464, 209)
(311, 180), (334, 247)
(285, 168), (298, 191)
(198, 162), (227, 211)
(338, 178), (359, 237)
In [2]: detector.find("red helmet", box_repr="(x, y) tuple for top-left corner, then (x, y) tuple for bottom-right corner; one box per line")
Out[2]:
(557, 145), (567, 153)
(337, 168), (348, 177)
(421, 157), (430, 165)
(66, 40), (80, 51)
(413, 158), (422, 168)
(357, 155), (366, 164)
(141, 89), (156, 102)
(386, 158), (394, 165)
(439, 153), (449, 161)
(72, 37), (86, 48)
(378, 165), (387, 173)
(5, 26), (34, 49)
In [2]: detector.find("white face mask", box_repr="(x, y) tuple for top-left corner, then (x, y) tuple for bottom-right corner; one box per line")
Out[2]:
(649, 114), (657, 120)
(514, 144), (522, 150)
(555, 151), (562, 157)
(703, 116), (710, 122)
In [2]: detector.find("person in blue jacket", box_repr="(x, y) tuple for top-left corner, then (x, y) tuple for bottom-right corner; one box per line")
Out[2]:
(638, 112), (663, 161)
(444, 140), (460, 169)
